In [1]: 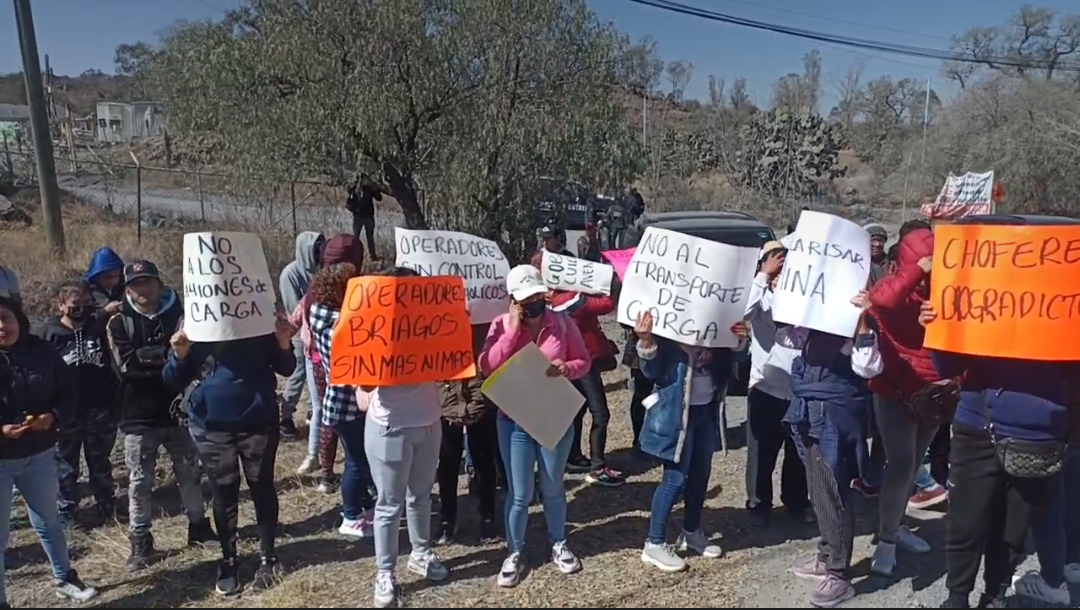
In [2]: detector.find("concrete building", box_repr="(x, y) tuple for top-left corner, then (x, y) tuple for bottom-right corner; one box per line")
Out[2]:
(0, 102), (69, 144)
(95, 101), (165, 144)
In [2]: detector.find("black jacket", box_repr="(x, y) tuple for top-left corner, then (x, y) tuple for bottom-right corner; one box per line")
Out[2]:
(0, 335), (76, 460)
(35, 316), (117, 419)
(105, 288), (184, 433)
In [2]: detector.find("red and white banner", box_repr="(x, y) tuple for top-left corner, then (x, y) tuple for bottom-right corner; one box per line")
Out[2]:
(920, 170), (995, 220)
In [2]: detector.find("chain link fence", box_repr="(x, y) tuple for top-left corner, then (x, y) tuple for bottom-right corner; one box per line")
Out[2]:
(1, 148), (407, 244)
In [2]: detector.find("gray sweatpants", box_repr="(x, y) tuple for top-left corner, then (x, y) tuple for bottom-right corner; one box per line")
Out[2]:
(124, 427), (206, 536)
(874, 399), (938, 544)
(364, 419), (442, 573)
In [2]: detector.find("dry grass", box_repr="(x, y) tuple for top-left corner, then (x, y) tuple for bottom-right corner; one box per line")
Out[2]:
(0, 188), (296, 319)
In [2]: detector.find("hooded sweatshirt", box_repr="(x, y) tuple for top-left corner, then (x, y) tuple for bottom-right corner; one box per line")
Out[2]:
(0, 301), (76, 460)
(104, 287), (184, 432)
(279, 231), (324, 314)
(163, 334), (296, 433)
(35, 316), (116, 416)
(0, 267), (19, 301)
(86, 247), (125, 309)
(867, 228), (941, 399)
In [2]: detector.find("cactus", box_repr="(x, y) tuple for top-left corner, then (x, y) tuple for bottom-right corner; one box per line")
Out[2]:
(734, 109), (847, 198)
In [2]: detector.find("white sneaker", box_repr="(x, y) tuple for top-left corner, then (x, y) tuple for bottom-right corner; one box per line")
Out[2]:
(408, 550), (449, 582)
(871, 541), (897, 577)
(641, 541), (688, 573)
(339, 510), (374, 538)
(677, 529), (722, 558)
(296, 455), (320, 475)
(895, 526), (931, 554)
(497, 552), (523, 588)
(1013, 570), (1070, 605)
(54, 571), (98, 603)
(372, 571), (398, 608)
(1065, 562), (1080, 584)
(551, 541), (582, 574)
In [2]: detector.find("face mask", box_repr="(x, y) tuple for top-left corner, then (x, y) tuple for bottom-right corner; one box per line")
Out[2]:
(521, 300), (547, 319)
(66, 305), (92, 322)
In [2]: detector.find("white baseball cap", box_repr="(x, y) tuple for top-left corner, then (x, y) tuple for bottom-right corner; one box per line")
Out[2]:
(506, 264), (548, 301)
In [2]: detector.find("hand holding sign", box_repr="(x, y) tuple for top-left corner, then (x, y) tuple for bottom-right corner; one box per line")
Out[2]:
(329, 275), (476, 386)
(170, 330), (192, 360)
(182, 232), (277, 342)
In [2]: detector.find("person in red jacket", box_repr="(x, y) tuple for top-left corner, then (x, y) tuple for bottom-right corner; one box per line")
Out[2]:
(531, 253), (624, 487)
(865, 225), (945, 578)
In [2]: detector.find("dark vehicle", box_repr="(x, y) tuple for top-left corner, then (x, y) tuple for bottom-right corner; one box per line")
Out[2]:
(951, 213), (1080, 226)
(620, 210), (777, 396)
(532, 178), (617, 245)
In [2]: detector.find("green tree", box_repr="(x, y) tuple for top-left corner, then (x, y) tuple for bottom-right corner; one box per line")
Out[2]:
(141, 0), (642, 251)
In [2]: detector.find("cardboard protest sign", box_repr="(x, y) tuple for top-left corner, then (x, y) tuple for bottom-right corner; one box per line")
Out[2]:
(328, 275), (476, 386)
(615, 227), (758, 348)
(924, 223), (1080, 361)
(540, 251), (614, 295)
(481, 343), (584, 451)
(395, 228), (510, 325)
(771, 211), (871, 338)
(182, 232), (277, 342)
(601, 248), (636, 281)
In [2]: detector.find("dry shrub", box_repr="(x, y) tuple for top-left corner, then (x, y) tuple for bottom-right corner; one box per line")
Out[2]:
(0, 188), (294, 319)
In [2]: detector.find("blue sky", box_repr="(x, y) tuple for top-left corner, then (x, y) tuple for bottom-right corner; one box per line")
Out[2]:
(2, 0), (1073, 109)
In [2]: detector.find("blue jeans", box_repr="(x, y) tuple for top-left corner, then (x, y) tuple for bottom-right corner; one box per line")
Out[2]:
(647, 403), (718, 544)
(497, 414), (574, 553)
(333, 417), (376, 519)
(1030, 470), (1066, 587)
(0, 449), (73, 603)
(915, 464), (938, 491)
(1066, 445), (1080, 564)
(304, 357), (323, 458)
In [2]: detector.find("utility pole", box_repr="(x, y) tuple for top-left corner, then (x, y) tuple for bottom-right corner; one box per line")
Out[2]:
(14, 0), (65, 252)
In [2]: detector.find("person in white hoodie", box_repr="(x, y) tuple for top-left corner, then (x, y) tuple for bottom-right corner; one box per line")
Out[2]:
(743, 241), (812, 527)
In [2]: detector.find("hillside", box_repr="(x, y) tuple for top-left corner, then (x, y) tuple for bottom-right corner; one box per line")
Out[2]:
(0, 71), (141, 117)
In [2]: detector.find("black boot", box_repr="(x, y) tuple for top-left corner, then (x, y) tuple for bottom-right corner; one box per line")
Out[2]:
(126, 533), (155, 571)
(437, 520), (455, 546)
(188, 519), (217, 546)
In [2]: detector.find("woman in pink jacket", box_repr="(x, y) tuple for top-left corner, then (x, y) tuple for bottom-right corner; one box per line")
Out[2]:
(478, 264), (591, 588)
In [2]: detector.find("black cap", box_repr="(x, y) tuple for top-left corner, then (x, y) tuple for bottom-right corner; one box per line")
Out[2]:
(124, 260), (160, 283)
(539, 225), (557, 238)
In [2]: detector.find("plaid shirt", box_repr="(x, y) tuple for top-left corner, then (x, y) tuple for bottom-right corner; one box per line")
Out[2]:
(308, 302), (361, 426)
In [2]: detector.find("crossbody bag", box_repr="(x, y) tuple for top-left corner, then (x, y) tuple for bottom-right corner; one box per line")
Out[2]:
(982, 389), (1064, 479)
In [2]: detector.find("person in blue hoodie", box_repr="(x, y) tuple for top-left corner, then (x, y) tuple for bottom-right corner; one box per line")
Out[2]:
(85, 247), (125, 319)
(163, 308), (297, 596)
(634, 311), (747, 574)
(277, 230), (324, 441)
(783, 290), (884, 608)
(918, 300), (1070, 609)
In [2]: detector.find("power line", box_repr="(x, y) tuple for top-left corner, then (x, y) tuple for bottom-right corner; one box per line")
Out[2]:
(713, 0), (953, 42)
(625, 0), (1080, 73)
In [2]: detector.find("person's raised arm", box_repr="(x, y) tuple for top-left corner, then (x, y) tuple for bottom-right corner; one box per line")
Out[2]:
(477, 313), (522, 375)
(869, 257), (931, 310)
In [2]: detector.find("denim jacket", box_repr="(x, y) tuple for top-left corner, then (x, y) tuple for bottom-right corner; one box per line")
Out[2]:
(636, 337), (738, 463)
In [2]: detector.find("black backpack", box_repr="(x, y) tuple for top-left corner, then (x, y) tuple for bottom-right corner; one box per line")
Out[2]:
(168, 349), (219, 426)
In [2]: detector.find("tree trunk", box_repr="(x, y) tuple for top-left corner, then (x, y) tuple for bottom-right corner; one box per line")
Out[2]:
(384, 163), (427, 229)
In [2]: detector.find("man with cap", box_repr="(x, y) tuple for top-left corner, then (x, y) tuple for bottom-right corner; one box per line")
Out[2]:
(105, 259), (213, 570)
(742, 241), (812, 527)
(863, 222), (889, 286)
(539, 224), (574, 257)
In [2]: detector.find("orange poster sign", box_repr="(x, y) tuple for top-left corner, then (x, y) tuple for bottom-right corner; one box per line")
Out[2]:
(329, 276), (477, 386)
(924, 223), (1080, 361)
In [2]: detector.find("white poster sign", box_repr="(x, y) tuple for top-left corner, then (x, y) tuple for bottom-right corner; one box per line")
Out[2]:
(395, 228), (511, 324)
(540, 251), (614, 295)
(615, 227), (759, 348)
(182, 232), (277, 342)
(481, 343), (584, 451)
(920, 170), (995, 219)
(771, 211), (871, 337)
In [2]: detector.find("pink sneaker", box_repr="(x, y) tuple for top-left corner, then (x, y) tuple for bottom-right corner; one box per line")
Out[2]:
(908, 485), (948, 510)
(850, 478), (879, 498)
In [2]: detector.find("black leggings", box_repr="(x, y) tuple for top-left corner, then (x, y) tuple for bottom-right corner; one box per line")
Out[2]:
(437, 415), (497, 524)
(191, 427), (280, 559)
(571, 363), (612, 469)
